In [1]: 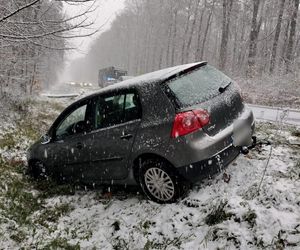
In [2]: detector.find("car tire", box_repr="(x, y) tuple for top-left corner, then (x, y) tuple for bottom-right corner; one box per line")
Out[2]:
(138, 158), (186, 203)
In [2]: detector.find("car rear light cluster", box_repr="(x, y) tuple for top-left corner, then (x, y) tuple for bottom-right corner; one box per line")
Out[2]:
(171, 109), (210, 138)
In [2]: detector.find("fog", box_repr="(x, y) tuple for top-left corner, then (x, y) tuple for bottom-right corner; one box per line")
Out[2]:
(58, 0), (126, 86)
(56, 0), (299, 109)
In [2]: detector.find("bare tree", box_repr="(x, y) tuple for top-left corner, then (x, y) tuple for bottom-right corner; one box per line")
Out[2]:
(199, 3), (214, 61)
(68, 0), (300, 85)
(0, 0), (98, 98)
(180, 0), (193, 64)
(247, 0), (264, 76)
(270, 0), (286, 73)
(0, 0), (40, 23)
(185, 0), (201, 63)
(285, 0), (299, 72)
(194, 0), (206, 61)
(219, 0), (233, 70)
(170, 4), (179, 66)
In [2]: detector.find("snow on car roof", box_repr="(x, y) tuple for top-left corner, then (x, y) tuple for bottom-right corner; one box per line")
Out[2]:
(74, 62), (206, 104)
(95, 61), (206, 93)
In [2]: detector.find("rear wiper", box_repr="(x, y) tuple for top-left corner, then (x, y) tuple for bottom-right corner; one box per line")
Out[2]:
(219, 81), (232, 93)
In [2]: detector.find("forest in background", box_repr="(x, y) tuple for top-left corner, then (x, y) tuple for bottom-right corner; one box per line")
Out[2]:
(0, 0), (299, 107)
(0, 0), (96, 101)
(70, 0), (300, 86)
(0, 0), (66, 97)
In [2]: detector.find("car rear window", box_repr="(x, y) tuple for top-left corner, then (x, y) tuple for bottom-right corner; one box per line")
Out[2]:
(166, 65), (232, 107)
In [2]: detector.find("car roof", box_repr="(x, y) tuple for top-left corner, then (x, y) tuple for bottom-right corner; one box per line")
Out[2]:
(79, 61), (207, 101)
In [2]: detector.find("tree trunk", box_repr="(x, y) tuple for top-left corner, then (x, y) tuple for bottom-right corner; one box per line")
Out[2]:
(280, 19), (290, 67)
(237, 16), (247, 70)
(247, 0), (263, 77)
(270, 0), (285, 74)
(185, 0), (200, 63)
(165, 21), (173, 67)
(181, 0), (193, 64)
(194, 3), (205, 61)
(200, 8), (213, 61)
(171, 9), (178, 65)
(219, 0), (233, 70)
(286, 0), (299, 73)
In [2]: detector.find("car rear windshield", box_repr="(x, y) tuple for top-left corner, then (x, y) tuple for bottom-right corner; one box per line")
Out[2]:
(166, 65), (232, 107)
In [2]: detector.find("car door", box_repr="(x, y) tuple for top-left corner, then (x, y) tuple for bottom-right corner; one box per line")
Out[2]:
(82, 90), (142, 182)
(48, 100), (93, 181)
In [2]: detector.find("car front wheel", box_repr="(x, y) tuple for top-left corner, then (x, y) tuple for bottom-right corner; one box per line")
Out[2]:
(139, 159), (185, 203)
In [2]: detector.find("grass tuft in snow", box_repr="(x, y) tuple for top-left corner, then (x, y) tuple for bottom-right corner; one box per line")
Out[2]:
(205, 200), (234, 226)
(203, 227), (241, 248)
(142, 220), (155, 230)
(10, 230), (26, 244)
(0, 158), (41, 226)
(0, 156), (78, 246)
(31, 178), (76, 199)
(111, 237), (129, 250)
(16, 119), (41, 142)
(0, 132), (16, 149)
(111, 220), (121, 232)
(291, 128), (300, 137)
(35, 203), (73, 228)
(43, 237), (80, 250)
(242, 210), (257, 228)
(143, 236), (183, 250)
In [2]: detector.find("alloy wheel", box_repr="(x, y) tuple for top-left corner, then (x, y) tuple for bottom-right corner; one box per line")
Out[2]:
(144, 167), (175, 201)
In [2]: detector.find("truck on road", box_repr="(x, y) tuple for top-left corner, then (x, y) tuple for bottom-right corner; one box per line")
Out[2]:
(98, 66), (127, 88)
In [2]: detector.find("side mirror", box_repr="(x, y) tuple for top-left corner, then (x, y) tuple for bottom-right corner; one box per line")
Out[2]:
(41, 134), (51, 145)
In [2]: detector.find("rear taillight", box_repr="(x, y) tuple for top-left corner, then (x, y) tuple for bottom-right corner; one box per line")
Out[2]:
(171, 109), (210, 138)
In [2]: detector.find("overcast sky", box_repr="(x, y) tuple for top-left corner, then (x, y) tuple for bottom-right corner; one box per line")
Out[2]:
(64, 0), (125, 61)
(57, 0), (125, 84)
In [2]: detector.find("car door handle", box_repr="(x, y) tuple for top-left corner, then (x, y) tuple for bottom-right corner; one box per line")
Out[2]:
(120, 133), (133, 140)
(76, 142), (83, 149)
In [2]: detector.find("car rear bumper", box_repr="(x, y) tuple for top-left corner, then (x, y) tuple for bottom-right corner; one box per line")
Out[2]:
(171, 106), (255, 182)
(169, 106), (254, 166)
(177, 144), (241, 183)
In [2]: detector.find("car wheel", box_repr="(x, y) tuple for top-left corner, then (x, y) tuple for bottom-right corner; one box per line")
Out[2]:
(139, 159), (185, 203)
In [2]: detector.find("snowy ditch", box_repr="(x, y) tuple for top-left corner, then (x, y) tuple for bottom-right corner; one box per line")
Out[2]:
(0, 99), (299, 249)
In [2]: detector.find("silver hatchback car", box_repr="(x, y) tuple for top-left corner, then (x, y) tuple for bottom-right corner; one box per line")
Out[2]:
(28, 62), (254, 203)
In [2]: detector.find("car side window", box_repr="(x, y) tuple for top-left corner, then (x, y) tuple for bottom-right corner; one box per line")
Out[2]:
(95, 92), (141, 129)
(95, 94), (125, 129)
(56, 104), (88, 139)
(124, 93), (141, 122)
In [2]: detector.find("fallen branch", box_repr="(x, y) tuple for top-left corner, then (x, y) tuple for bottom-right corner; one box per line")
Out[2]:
(257, 145), (273, 195)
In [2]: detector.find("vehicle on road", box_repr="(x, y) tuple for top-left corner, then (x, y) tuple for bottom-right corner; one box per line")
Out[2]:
(98, 66), (127, 88)
(27, 62), (255, 203)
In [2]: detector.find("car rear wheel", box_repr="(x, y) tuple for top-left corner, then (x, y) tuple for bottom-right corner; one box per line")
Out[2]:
(139, 159), (185, 203)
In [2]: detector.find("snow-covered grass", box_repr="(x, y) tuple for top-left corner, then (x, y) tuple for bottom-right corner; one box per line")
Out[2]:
(0, 98), (299, 249)
(237, 74), (300, 109)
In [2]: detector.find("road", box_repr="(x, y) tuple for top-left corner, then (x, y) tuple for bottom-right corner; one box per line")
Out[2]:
(248, 104), (300, 126)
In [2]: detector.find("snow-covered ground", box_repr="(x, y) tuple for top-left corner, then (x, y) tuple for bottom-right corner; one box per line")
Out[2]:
(0, 98), (299, 249)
